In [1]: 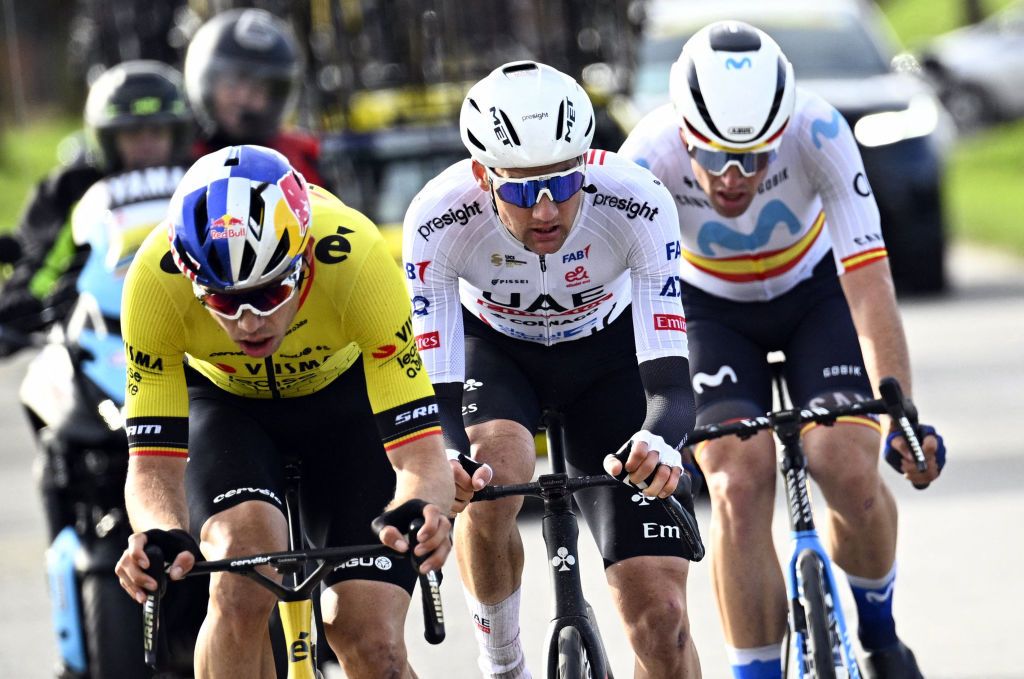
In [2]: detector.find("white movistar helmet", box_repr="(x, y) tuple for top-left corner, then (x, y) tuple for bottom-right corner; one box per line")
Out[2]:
(460, 61), (595, 169)
(670, 21), (795, 153)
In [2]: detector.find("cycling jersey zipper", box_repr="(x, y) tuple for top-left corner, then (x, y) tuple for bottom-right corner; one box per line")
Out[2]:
(539, 254), (550, 345)
(265, 356), (280, 398)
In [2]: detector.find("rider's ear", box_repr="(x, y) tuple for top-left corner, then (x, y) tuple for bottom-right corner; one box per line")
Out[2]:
(471, 161), (490, 192)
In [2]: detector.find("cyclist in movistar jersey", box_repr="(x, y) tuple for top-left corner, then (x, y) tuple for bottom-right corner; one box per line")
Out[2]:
(404, 61), (702, 678)
(620, 21), (946, 679)
(114, 145), (454, 678)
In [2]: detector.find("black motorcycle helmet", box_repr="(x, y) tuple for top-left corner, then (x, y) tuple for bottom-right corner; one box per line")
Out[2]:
(183, 8), (302, 144)
(84, 60), (193, 172)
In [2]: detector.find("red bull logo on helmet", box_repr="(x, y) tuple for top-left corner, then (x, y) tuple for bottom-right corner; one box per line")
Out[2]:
(210, 214), (246, 239)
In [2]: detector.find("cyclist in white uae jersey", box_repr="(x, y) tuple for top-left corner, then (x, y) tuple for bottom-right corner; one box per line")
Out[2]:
(620, 21), (946, 679)
(404, 61), (703, 678)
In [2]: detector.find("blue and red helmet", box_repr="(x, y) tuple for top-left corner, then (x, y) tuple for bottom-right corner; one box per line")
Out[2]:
(168, 145), (312, 291)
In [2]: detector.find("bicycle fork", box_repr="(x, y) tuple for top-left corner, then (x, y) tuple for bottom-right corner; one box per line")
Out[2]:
(776, 422), (861, 679)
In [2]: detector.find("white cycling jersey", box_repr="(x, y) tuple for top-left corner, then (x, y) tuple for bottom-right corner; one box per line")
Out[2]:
(402, 149), (689, 384)
(619, 89), (886, 303)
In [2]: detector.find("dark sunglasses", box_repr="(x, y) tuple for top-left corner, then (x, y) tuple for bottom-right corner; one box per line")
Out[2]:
(486, 165), (586, 208)
(193, 258), (303, 320)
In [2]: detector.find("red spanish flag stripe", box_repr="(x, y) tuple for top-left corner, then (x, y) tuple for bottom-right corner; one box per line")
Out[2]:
(383, 426), (442, 452)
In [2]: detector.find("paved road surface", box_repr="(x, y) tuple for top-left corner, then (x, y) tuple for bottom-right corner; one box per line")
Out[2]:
(1, 243), (1021, 678)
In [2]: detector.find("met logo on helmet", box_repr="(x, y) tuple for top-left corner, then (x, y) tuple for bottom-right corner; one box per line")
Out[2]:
(491, 107), (515, 148)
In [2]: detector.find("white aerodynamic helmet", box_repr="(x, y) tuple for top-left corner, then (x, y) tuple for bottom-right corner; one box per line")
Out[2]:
(460, 61), (595, 168)
(670, 21), (795, 153)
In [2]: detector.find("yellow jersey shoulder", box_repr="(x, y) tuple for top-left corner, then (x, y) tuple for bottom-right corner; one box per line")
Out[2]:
(306, 185), (386, 267)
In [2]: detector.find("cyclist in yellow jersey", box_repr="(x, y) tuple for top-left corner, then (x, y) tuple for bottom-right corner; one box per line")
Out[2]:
(114, 145), (454, 678)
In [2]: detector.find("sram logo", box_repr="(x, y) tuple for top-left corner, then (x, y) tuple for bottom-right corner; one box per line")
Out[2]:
(125, 424), (162, 436)
(395, 403), (439, 425)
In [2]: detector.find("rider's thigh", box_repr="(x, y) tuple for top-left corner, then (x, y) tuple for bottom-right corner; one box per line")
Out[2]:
(803, 422), (883, 498)
(606, 555), (692, 638)
(698, 429), (777, 511)
(467, 418), (536, 484)
(321, 580), (412, 664)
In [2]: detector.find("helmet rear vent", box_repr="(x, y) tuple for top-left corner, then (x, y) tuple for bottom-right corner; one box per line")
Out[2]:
(264, 231), (290, 276)
(465, 130), (487, 153)
(193, 198), (209, 246)
(502, 62), (537, 76)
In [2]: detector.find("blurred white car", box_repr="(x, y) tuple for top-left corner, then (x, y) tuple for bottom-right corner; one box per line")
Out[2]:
(615, 0), (955, 293)
(919, 1), (1024, 130)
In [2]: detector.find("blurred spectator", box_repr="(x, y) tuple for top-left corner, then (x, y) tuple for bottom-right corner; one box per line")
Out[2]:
(184, 8), (324, 185)
(0, 60), (192, 337)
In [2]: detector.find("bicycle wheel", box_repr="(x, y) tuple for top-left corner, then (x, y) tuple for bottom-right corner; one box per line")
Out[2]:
(797, 551), (839, 679)
(556, 626), (594, 679)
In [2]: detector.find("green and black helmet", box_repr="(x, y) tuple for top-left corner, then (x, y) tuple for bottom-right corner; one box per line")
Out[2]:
(84, 60), (193, 171)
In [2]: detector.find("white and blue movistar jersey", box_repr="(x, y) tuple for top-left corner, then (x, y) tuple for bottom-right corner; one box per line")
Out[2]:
(619, 89), (886, 303)
(402, 149), (689, 384)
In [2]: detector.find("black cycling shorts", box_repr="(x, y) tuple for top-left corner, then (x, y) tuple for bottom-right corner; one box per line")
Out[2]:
(461, 307), (689, 567)
(681, 255), (873, 426)
(184, 360), (416, 593)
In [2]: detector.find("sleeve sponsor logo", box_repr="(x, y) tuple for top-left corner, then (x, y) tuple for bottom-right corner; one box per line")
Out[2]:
(491, 253), (528, 267)
(415, 331), (440, 351)
(853, 172), (872, 197)
(659, 275), (682, 298)
(852, 233), (884, 247)
(592, 193), (659, 221)
(394, 402), (439, 425)
(757, 167), (790, 195)
(665, 241), (682, 260)
(127, 345), (164, 372)
(412, 296), (431, 316)
(417, 201), (483, 240)
(653, 313), (687, 332)
(404, 261), (431, 282)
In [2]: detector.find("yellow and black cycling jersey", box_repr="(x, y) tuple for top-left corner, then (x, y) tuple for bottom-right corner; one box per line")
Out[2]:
(121, 185), (440, 458)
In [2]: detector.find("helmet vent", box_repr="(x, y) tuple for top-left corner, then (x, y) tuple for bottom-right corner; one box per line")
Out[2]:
(468, 98), (481, 113)
(264, 231), (290, 276)
(466, 129), (487, 153)
(708, 23), (761, 52)
(687, 61), (728, 142)
(249, 184), (267, 240)
(584, 116), (593, 138)
(502, 62), (537, 76)
(555, 100), (565, 140)
(207, 241), (229, 283)
(224, 147), (242, 166)
(238, 242), (256, 281)
(193, 198), (209, 246)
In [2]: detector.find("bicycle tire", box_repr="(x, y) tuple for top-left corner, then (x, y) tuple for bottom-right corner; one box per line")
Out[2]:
(556, 626), (594, 679)
(797, 551), (839, 679)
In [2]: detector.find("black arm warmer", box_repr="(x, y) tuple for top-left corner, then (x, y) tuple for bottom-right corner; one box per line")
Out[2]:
(434, 381), (471, 456)
(638, 356), (696, 449)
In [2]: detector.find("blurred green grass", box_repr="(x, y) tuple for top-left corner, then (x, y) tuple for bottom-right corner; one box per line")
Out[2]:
(0, 117), (79, 232)
(883, 0), (1016, 49)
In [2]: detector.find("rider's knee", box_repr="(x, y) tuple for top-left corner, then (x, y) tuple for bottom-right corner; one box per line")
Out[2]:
(325, 617), (407, 675)
(625, 595), (693, 655)
(208, 576), (276, 624)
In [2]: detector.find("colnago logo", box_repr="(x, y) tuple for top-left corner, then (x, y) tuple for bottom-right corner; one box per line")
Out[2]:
(417, 201), (483, 240)
(395, 403), (439, 425)
(125, 423), (162, 436)
(213, 487), (282, 505)
(654, 314), (686, 332)
(592, 193), (659, 221)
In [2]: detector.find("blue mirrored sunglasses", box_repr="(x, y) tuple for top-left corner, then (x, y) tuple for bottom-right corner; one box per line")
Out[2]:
(486, 166), (586, 208)
(687, 145), (776, 177)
